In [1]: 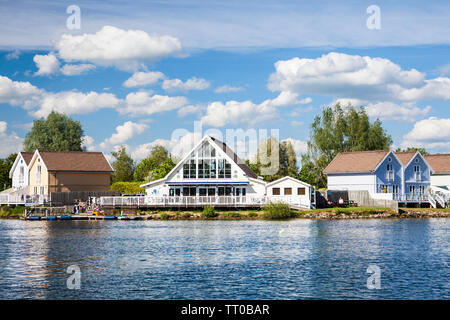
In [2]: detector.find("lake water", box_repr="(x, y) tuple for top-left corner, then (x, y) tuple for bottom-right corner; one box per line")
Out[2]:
(0, 219), (448, 299)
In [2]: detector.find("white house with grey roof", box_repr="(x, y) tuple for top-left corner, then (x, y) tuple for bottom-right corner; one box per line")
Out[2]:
(138, 135), (315, 209)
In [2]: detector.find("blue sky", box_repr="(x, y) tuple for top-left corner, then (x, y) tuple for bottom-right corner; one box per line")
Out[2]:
(1, 1), (450, 161)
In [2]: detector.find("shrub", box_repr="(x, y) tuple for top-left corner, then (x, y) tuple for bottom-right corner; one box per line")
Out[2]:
(114, 209), (121, 215)
(182, 212), (191, 219)
(0, 206), (25, 217)
(263, 202), (297, 220)
(222, 211), (242, 218)
(247, 211), (259, 218)
(202, 205), (218, 218)
(110, 182), (145, 195)
(160, 213), (170, 220)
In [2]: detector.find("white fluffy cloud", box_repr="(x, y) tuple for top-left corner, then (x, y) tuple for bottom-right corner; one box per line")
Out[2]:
(81, 135), (96, 151)
(33, 53), (96, 76)
(123, 71), (165, 88)
(60, 64), (96, 76)
(33, 53), (60, 76)
(268, 52), (426, 101)
(402, 117), (450, 150)
(0, 121), (7, 134)
(121, 91), (188, 116)
(131, 132), (202, 161)
(214, 85), (244, 93)
(267, 52), (450, 123)
(283, 138), (308, 159)
(397, 78), (450, 101)
(100, 121), (149, 150)
(0, 75), (42, 106)
(56, 26), (183, 71)
(0, 121), (23, 157)
(162, 77), (210, 92)
(365, 102), (431, 122)
(32, 91), (121, 118)
(201, 100), (275, 127)
(200, 91), (302, 127)
(177, 105), (203, 117)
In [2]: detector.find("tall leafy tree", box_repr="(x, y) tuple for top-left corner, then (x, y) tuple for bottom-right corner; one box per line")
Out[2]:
(23, 111), (84, 152)
(111, 146), (135, 183)
(0, 153), (17, 191)
(299, 104), (392, 188)
(133, 145), (176, 182)
(252, 137), (299, 182)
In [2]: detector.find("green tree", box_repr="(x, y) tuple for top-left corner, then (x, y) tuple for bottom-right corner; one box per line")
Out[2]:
(299, 104), (392, 188)
(133, 145), (176, 182)
(0, 153), (17, 191)
(24, 111), (84, 152)
(395, 147), (429, 155)
(134, 158), (157, 181)
(252, 137), (299, 182)
(245, 159), (260, 176)
(110, 182), (145, 194)
(111, 146), (135, 183)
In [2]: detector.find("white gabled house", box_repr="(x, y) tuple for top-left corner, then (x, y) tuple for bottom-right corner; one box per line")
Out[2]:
(9, 152), (34, 192)
(139, 135), (315, 209)
(141, 135), (262, 198)
(266, 176), (314, 208)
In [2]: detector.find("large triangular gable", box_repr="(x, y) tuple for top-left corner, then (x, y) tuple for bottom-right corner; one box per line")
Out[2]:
(402, 151), (435, 174)
(27, 150), (48, 172)
(373, 150), (403, 172)
(148, 135), (257, 185)
(8, 152), (34, 178)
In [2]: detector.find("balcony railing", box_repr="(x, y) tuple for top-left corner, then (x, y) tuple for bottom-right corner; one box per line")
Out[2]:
(0, 194), (51, 205)
(99, 195), (310, 208)
(393, 193), (429, 202)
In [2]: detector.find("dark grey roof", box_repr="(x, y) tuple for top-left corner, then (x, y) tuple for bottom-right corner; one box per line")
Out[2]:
(210, 136), (259, 179)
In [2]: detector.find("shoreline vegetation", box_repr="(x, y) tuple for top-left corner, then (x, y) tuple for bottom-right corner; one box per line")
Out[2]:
(1, 204), (450, 220)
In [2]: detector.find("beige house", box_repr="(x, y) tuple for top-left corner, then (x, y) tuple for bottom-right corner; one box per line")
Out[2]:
(28, 150), (113, 197)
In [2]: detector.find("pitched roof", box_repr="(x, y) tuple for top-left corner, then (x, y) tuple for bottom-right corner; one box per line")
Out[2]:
(20, 152), (34, 165)
(37, 151), (113, 172)
(323, 150), (390, 174)
(394, 152), (416, 165)
(424, 154), (450, 174)
(209, 136), (259, 179)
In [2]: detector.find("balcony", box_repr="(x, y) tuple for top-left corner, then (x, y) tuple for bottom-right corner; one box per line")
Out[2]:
(393, 193), (429, 202)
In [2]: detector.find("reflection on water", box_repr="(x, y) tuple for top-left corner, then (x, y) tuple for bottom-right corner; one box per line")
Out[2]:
(0, 219), (448, 299)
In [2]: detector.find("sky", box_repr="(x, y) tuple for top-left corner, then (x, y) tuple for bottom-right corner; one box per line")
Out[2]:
(1, 0), (450, 162)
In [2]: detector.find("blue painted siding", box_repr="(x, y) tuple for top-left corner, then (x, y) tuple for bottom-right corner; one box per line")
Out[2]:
(404, 154), (431, 194)
(375, 152), (403, 194)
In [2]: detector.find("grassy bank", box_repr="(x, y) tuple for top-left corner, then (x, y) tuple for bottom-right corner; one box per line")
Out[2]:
(0, 206), (25, 218)
(2, 206), (450, 220)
